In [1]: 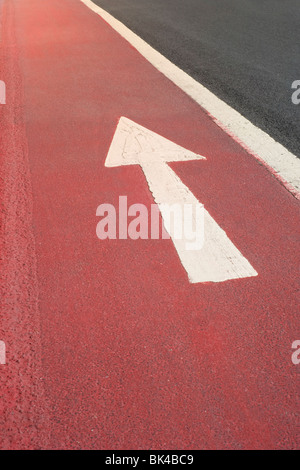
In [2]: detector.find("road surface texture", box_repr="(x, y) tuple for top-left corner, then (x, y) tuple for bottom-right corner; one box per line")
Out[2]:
(0, 0), (299, 450)
(94, 0), (300, 159)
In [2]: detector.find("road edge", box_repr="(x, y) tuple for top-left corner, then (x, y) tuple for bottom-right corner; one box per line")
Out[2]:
(80, 0), (300, 200)
(0, 0), (50, 449)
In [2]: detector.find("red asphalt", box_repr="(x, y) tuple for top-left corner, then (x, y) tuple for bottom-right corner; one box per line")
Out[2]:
(0, 0), (299, 450)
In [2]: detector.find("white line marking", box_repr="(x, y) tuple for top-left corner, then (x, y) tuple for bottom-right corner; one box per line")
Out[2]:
(80, 0), (300, 200)
(106, 117), (258, 283)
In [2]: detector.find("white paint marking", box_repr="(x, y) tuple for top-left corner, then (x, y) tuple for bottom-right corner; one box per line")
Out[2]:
(81, 0), (300, 199)
(105, 117), (257, 283)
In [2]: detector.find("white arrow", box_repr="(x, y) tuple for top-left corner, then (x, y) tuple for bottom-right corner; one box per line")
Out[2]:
(105, 117), (257, 283)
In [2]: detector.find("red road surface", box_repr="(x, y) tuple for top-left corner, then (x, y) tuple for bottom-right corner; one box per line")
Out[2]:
(0, 0), (299, 449)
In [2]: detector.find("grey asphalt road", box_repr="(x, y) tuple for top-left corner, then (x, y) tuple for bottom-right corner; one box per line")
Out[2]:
(93, 0), (300, 158)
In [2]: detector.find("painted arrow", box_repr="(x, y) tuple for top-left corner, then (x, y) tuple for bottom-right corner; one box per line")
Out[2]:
(105, 117), (257, 283)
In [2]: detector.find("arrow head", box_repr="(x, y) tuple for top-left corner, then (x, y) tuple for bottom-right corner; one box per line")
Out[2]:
(105, 117), (206, 167)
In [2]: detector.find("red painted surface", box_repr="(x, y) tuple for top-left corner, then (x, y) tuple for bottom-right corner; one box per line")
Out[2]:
(0, 0), (299, 449)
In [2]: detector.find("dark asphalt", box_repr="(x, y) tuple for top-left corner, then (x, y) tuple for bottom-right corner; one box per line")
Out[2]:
(93, 0), (300, 158)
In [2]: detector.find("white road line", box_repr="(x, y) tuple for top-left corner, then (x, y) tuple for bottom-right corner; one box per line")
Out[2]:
(80, 0), (300, 200)
(105, 117), (258, 283)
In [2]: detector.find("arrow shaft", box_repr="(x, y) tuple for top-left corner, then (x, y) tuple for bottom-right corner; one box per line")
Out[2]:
(139, 159), (257, 283)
